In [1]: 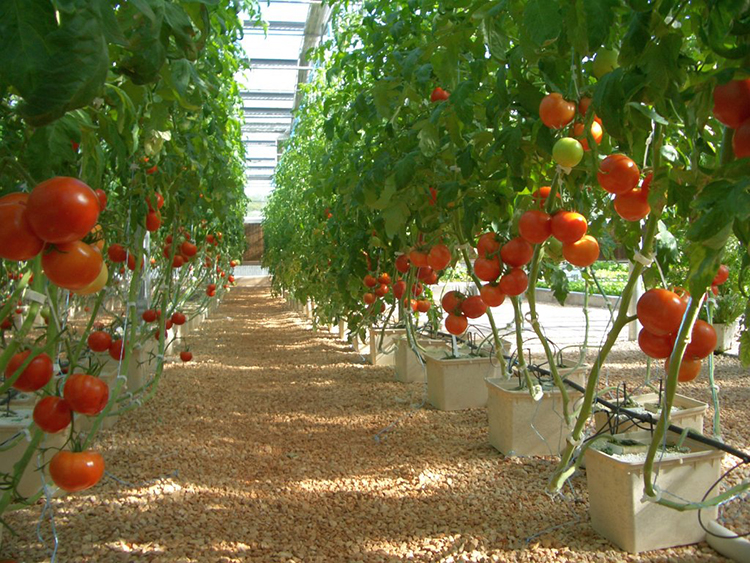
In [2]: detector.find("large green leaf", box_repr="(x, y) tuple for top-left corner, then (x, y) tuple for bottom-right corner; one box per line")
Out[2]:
(582, 0), (617, 51)
(0, 0), (109, 126)
(523, 0), (562, 47)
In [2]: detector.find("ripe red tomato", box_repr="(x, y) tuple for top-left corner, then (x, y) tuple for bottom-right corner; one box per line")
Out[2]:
(49, 450), (105, 492)
(445, 314), (468, 335)
(107, 243), (127, 263)
(409, 249), (429, 267)
(180, 350), (193, 362)
(665, 357), (702, 383)
(0, 194), (44, 261)
(572, 120), (603, 151)
(532, 186), (560, 208)
(441, 290), (464, 313)
(427, 244), (452, 271)
(578, 97), (602, 124)
(428, 186), (438, 206)
(63, 374), (109, 415)
(713, 79), (750, 129)
(146, 210), (161, 232)
(171, 312), (186, 325)
(26, 177), (100, 244)
(638, 329), (674, 359)
(712, 264), (729, 286)
(108, 339), (125, 361)
(416, 299), (431, 313)
(637, 288), (687, 336)
(424, 270), (439, 285)
(551, 211), (587, 244)
(733, 118), (750, 159)
(377, 273), (391, 285)
(94, 189), (107, 211)
(374, 283), (389, 297)
(87, 331), (112, 352)
(597, 154), (640, 195)
(206, 234), (215, 244)
(614, 175), (650, 222)
(518, 210), (552, 244)
(33, 397), (72, 433)
(228, 275), (235, 283)
(181, 241), (197, 257)
(562, 235), (599, 267)
(499, 268), (529, 296)
(165, 318), (174, 330)
(172, 254), (184, 268)
(476, 232), (501, 257)
(5, 350), (53, 392)
(42, 241), (103, 290)
(474, 256), (502, 282)
(142, 309), (157, 323)
(539, 93), (576, 129)
(461, 295), (487, 319)
(363, 292), (376, 305)
(430, 87), (450, 102)
(363, 274), (378, 288)
(417, 266), (434, 282)
(393, 280), (406, 299)
(395, 254), (410, 273)
(684, 320), (717, 359)
(500, 237), (534, 267)
(480, 283), (505, 307)
(411, 282), (424, 297)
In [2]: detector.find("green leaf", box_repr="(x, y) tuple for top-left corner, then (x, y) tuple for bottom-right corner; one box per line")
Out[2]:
(368, 175), (397, 211)
(0, 0), (109, 126)
(660, 145), (680, 163)
(582, 0), (617, 51)
(394, 153), (416, 189)
(688, 179), (750, 244)
(523, 0), (562, 47)
(593, 70), (627, 140)
(457, 145), (475, 179)
(740, 330), (750, 368)
(383, 201), (410, 239)
(626, 102), (669, 125)
(418, 122), (439, 157)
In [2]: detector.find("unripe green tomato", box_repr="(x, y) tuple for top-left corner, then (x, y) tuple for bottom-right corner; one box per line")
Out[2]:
(592, 49), (619, 79)
(552, 137), (584, 168)
(544, 237), (564, 263)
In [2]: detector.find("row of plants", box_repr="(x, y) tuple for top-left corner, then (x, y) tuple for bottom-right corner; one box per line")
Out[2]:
(0, 0), (255, 547)
(264, 0), (750, 543)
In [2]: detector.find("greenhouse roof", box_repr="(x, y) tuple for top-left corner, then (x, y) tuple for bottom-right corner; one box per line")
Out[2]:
(239, 0), (331, 222)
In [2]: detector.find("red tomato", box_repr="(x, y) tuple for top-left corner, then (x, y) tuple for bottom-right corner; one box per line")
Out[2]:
(377, 273), (391, 285)
(500, 237), (534, 267)
(4, 350), (53, 392)
(428, 186), (438, 206)
(142, 309), (157, 323)
(733, 119), (750, 159)
(146, 193), (164, 211)
(42, 241), (103, 290)
(374, 283), (389, 297)
(180, 351), (193, 362)
(165, 319), (174, 330)
(26, 177), (100, 244)
(614, 175), (651, 222)
(476, 232), (501, 258)
(416, 299), (431, 313)
(562, 235), (599, 267)
(87, 331), (112, 352)
(363, 274), (378, 288)
(539, 93), (576, 129)
(665, 357), (702, 383)
(33, 397), (72, 433)
(551, 211), (587, 244)
(0, 194), (44, 261)
(181, 241), (197, 257)
(638, 329), (674, 359)
(430, 87), (450, 102)
(445, 314), (468, 335)
(684, 320), (717, 359)
(395, 254), (410, 273)
(172, 254), (184, 269)
(107, 243), (128, 263)
(518, 210), (552, 244)
(206, 234), (215, 244)
(597, 154), (640, 195)
(411, 283), (424, 297)
(712, 264), (729, 286)
(363, 292), (376, 305)
(713, 79), (750, 129)
(146, 210), (161, 232)
(461, 295), (487, 319)
(108, 339), (125, 361)
(441, 290), (464, 313)
(480, 283), (505, 307)
(393, 280), (406, 299)
(637, 288), (687, 336)
(427, 244), (452, 271)
(572, 120), (604, 151)
(577, 97), (602, 124)
(94, 189), (107, 211)
(474, 256), (502, 282)
(499, 268), (529, 296)
(49, 450), (105, 492)
(409, 249), (429, 267)
(63, 374), (109, 415)
(171, 312), (186, 325)
(228, 275), (235, 283)
(532, 186), (559, 208)
(417, 266), (434, 282)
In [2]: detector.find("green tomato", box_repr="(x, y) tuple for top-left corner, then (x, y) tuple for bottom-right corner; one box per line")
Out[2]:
(592, 49), (619, 79)
(552, 137), (584, 168)
(544, 237), (564, 263)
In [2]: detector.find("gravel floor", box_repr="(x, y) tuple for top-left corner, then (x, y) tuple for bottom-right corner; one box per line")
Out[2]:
(4, 287), (747, 562)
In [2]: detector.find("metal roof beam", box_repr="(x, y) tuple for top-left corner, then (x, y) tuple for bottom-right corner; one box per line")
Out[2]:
(240, 91), (296, 101)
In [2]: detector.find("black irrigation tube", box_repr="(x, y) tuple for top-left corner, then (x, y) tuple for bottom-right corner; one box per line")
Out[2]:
(561, 377), (750, 464)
